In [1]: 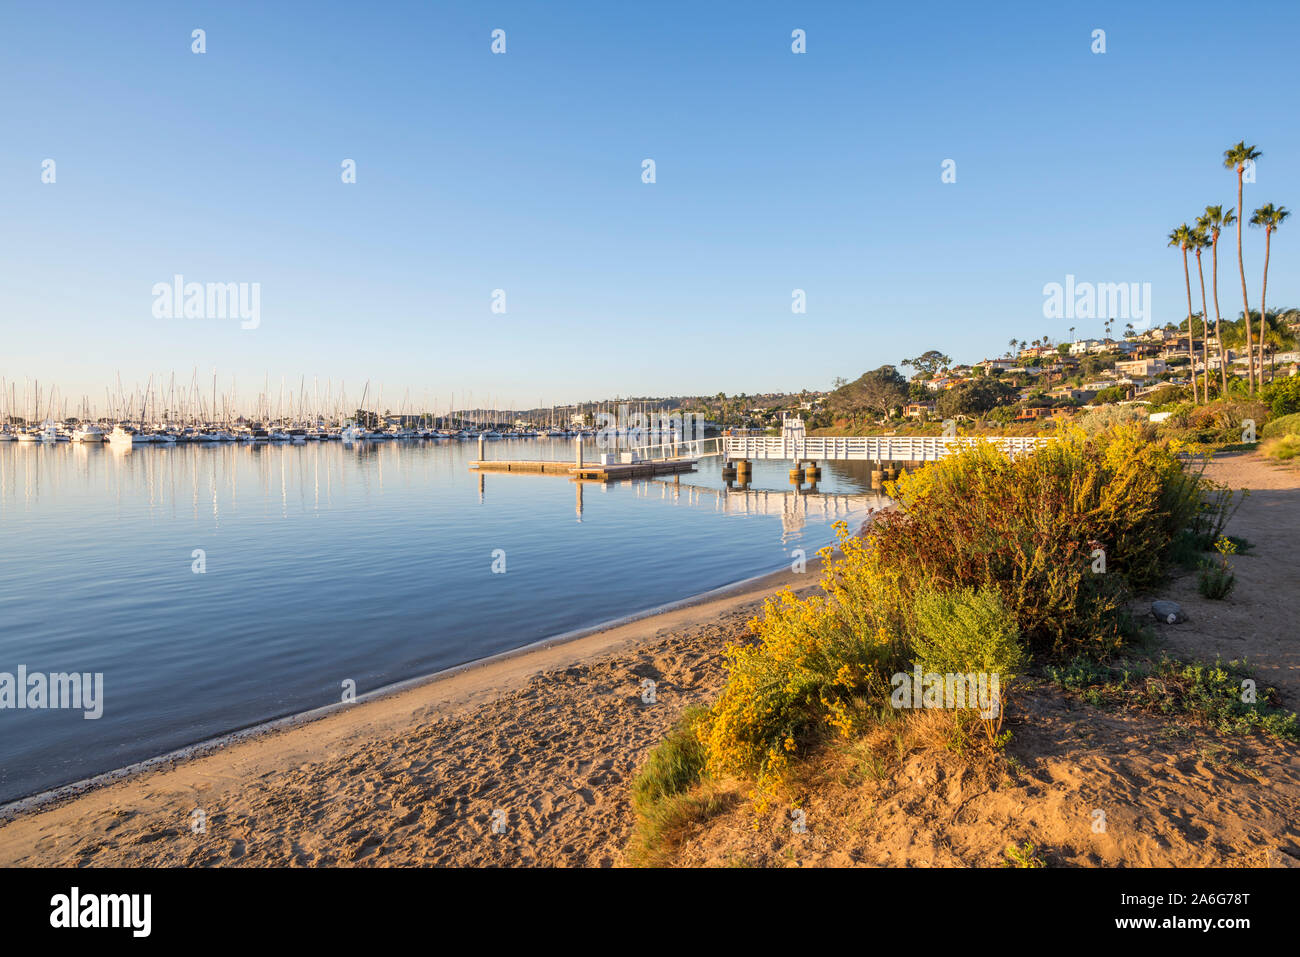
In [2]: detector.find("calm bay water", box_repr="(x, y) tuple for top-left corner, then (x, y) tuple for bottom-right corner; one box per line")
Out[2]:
(0, 438), (883, 803)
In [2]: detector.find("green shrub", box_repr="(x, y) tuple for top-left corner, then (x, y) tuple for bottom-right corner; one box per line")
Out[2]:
(910, 587), (1025, 680)
(871, 424), (1205, 657)
(1046, 656), (1299, 741)
(1003, 840), (1046, 868)
(632, 707), (709, 811)
(1090, 386), (1127, 405)
(1198, 560), (1236, 599)
(1167, 660), (1297, 738)
(1075, 404), (1153, 435)
(1261, 433), (1300, 461)
(1261, 412), (1300, 439)
(1147, 386), (1189, 411)
(625, 787), (733, 867)
(1262, 376), (1300, 417)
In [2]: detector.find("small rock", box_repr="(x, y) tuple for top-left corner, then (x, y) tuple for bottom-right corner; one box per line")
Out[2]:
(1152, 600), (1186, 624)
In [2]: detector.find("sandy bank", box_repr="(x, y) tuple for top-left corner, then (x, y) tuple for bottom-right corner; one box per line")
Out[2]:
(0, 554), (827, 866)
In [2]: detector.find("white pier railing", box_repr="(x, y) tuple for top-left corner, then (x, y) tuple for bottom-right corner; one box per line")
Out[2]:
(624, 434), (1049, 463)
(719, 435), (1050, 463)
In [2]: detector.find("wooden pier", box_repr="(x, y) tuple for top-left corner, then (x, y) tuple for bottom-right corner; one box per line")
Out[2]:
(571, 457), (698, 481)
(470, 460), (576, 474)
(470, 457), (698, 481)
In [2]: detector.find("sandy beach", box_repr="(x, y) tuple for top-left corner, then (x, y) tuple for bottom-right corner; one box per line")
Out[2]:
(1, 451), (1297, 867)
(0, 555), (823, 866)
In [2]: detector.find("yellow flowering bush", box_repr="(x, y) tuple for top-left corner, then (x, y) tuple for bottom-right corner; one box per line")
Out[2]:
(874, 423), (1205, 657)
(695, 424), (1222, 800)
(697, 564), (905, 802)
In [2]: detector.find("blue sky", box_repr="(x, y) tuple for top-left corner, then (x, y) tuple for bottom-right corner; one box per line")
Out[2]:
(3, 0), (1298, 412)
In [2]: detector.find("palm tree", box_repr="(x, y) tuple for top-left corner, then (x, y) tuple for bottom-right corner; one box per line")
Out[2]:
(1168, 223), (1198, 402)
(1223, 142), (1262, 391)
(1259, 309), (1299, 378)
(1199, 205), (1235, 394)
(1190, 225), (1213, 398)
(1249, 203), (1291, 384)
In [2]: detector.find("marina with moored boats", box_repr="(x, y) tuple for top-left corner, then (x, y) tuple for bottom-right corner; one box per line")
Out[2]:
(0, 374), (649, 446)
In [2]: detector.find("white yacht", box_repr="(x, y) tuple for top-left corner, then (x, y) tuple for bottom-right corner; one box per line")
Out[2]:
(108, 424), (150, 445)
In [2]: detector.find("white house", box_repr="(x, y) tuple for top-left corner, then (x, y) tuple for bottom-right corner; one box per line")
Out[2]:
(977, 358), (1018, 373)
(1116, 357), (1167, 377)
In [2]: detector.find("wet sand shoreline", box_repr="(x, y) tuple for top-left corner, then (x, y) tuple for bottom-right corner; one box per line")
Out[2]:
(0, 553), (828, 865)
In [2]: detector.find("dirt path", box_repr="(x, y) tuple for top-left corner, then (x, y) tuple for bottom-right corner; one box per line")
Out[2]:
(1158, 450), (1300, 708)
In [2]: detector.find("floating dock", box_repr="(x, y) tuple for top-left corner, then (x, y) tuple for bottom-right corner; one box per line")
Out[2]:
(571, 458), (698, 481)
(469, 460), (576, 474)
(470, 457), (698, 481)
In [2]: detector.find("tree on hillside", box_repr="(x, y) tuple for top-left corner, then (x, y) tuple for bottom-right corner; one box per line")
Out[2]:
(935, 379), (1017, 419)
(1227, 308), (1300, 381)
(901, 350), (952, 378)
(828, 366), (908, 423)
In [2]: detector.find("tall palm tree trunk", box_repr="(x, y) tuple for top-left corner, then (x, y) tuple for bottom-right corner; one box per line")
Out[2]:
(1211, 235), (1228, 394)
(1260, 226), (1272, 386)
(1195, 250), (1211, 398)
(1236, 170), (1256, 392)
(1182, 247), (1198, 403)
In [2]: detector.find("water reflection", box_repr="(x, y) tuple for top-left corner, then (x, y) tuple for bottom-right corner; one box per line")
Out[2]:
(0, 439), (884, 803)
